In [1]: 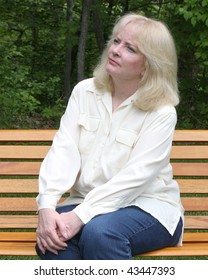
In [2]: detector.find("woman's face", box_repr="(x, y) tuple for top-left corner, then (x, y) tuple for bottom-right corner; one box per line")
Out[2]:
(106, 22), (146, 84)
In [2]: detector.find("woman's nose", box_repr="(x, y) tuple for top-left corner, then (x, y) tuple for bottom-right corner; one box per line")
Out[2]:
(112, 45), (121, 56)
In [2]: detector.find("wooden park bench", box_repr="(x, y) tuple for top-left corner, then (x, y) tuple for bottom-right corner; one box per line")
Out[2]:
(0, 129), (208, 258)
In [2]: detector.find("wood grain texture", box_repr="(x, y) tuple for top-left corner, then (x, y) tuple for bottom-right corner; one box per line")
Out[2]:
(0, 129), (207, 257)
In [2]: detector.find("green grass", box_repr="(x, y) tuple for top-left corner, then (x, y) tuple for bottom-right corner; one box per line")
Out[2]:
(0, 256), (207, 260)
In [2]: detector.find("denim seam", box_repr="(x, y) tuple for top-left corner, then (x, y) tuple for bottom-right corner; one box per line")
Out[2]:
(128, 218), (162, 244)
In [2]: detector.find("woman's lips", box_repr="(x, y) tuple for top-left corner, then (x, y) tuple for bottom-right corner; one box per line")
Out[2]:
(108, 58), (120, 66)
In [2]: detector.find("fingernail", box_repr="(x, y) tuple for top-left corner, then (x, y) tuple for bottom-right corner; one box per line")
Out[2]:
(63, 233), (68, 239)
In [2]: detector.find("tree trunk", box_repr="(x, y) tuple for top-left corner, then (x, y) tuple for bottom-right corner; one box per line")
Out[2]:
(77, 0), (93, 82)
(92, 1), (105, 54)
(31, 4), (38, 76)
(63, 0), (74, 102)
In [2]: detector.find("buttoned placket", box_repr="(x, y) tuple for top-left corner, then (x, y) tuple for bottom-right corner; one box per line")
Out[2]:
(91, 90), (137, 171)
(92, 93), (112, 170)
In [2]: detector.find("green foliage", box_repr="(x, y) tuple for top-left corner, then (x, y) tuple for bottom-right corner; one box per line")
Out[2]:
(0, 0), (66, 128)
(0, 0), (207, 129)
(173, 0), (208, 128)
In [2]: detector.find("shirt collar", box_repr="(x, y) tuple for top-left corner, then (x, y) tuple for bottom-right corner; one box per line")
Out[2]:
(86, 78), (138, 106)
(86, 78), (105, 96)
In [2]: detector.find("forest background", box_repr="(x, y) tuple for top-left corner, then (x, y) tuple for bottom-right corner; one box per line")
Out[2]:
(0, 0), (207, 129)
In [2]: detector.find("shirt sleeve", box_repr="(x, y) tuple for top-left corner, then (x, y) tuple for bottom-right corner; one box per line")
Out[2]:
(73, 109), (177, 223)
(36, 87), (81, 210)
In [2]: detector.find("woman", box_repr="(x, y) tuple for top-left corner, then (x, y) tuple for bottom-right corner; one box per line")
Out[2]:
(36, 13), (184, 260)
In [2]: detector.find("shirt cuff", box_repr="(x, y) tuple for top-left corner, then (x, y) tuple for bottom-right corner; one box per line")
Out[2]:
(73, 202), (94, 224)
(36, 194), (60, 210)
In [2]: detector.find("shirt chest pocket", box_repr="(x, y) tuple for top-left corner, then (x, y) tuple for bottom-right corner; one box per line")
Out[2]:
(111, 129), (138, 169)
(78, 114), (100, 154)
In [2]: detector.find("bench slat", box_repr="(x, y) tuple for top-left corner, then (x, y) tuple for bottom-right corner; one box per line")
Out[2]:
(0, 232), (36, 242)
(1, 162), (207, 176)
(182, 232), (208, 242)
(171, 146), (208, 159)
(0, 198), (38, 212)
(0, 215), (207, 230)
(1, 232), (207, 242)
(0, 241), (207, 256)
(172, 162), (208, 176)
(0, 162), (41, 175)
(139, 242), (208, 257)
(173, 130), (208, 142)
(0, 130), (56, 142)
(0, 242), (36, 256)
(184, 216), (208, 229)
(0, 215), (38, 228)
(0, 179), (38, 193)
(0, 146), (50, 159)
(181, 197), (208, 211)
(0, 197), (207, 212)
(1, 130), (208, 142)
(1, 145), (208, 160)
(176, 179), (208, 194)
(0, 179), (207, 194)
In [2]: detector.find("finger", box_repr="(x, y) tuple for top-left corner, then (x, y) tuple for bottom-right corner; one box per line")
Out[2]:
(41, 229), (68, 254)
(44, 243), (58, 255)
(37, 230), (64, 255)
(46, 237), (67, 252)
(57, 228), (68, 241)
(37, 236), (46, 255)
(56, 219), (69, 240)
(38, 236), (60, 255)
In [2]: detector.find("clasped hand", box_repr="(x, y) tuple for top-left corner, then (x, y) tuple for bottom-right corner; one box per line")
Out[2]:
(36, 208), (84, 255)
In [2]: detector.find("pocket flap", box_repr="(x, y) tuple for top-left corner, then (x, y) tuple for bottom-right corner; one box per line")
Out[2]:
(78, 114), (100, 131)
(116, 129), (138, 147)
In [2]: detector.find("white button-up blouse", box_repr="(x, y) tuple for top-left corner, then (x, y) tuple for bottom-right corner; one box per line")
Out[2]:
(36, 78), (184, 242)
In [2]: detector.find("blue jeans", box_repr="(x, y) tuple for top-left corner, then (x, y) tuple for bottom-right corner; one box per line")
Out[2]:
(36, 205), (182, 260)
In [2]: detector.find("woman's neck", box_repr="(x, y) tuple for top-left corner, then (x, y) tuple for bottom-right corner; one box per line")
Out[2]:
(111, 79), (138, 111)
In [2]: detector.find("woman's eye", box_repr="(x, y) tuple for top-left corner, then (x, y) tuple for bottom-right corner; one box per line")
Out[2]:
(127, 46), (136, 53)
(113, 38), (120, 44)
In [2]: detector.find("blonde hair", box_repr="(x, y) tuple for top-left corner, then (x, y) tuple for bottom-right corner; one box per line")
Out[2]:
(93, 13), (179, 111)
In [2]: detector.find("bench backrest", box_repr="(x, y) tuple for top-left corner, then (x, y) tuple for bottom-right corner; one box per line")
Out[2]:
(0, 130), (208, 231)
